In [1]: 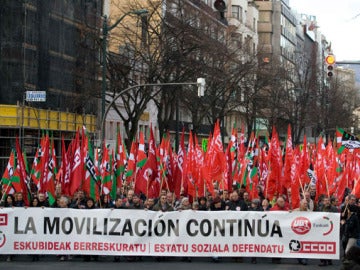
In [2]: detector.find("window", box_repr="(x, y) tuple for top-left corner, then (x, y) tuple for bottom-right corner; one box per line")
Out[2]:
(203, 0), (213, 7)
(231, 5), (242, 22)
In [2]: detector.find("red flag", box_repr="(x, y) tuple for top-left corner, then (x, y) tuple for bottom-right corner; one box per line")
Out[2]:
(70, 130), (83, 195)
(135, 127), (157, 197)
(265, 127), (282, 200)
(30, 135), (46, 190)
(299, 135), (310, 186)
(45, 138), (57, 205)
(114, 129), (126, 192)
(15, 137), (30, 206)
(238, 123), (246, 160)
(224, 143), (233, 193)
(282, 125), (293, 190)
(83, 130), (100, 201)
(183, 131), (196, 198)
(352, 175), (360, 197)
(290, 147), (301, 209)
(100, 144), (112, 195)
(125, 141), (137, 186)
(204, 120), (225, 183)
(174, 129), (186, 198)
(136, 131), (147, 170)
(1, 150), (16, 196)
(59, 136), (71, 196)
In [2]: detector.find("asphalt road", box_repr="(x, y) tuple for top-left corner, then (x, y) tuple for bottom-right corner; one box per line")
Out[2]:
(0, 255), (343, 270)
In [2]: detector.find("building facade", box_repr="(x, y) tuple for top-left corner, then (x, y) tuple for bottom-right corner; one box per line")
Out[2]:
(0, 0), (102, 170)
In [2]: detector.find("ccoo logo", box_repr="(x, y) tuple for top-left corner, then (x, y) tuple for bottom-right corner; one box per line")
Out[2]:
(291, 217), (311, 235)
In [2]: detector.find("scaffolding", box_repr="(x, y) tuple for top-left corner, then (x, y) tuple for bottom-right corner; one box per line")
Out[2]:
(0, 104), (97, 174)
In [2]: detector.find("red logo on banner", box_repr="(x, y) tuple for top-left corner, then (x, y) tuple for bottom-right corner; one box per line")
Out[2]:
(291, 217), (311, 235)
(0, 214), (8, 226)
(0, 231), (6, 248)
(299, 241), (336, 254)
(289, 240), (336, 254)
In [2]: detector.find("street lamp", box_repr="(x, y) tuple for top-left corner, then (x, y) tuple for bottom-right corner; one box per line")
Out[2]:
(101, 9), (148, 139)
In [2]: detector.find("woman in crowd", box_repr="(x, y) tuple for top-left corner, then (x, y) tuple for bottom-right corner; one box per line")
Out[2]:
(14, 192), (25, 207)
(30, 196), (41, 261)
(3, 194), (15, 261)
(83, 197), (99, 262)
(198, 196), (209, 211)
(99, 195), (112, 208)
(261, 198), (271, 211)
(1, 194), (15, 207)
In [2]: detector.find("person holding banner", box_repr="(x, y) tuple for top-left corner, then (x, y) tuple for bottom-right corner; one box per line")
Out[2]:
(112, 197), (123, 262)
(37, 192), (49, 207)
(342, 205), (360, 263)
(341, 195), (358, 257)
(261, 198), (271, 211)
(83, 197), (99, 262)
(126, 193), (144, 210)
(226, 192), (248, 263)
(58, 196), (72, 261)
(30, 196), (41, 262)
(99, 195), (112, 208)
(2, 194), (15, 261)
(153, 194), (174, 212)
(144, 197), (155, 210)
(198, 196), (209, 211)
(318, 196), (339, 266)
(14, 192), (25, 207)
(70, 190), (86, 209)
(152, 194), (174, 262)
(0, 194), (14, 207)
(248, 199), (262, 264)
(210, 196), (225, 263)
(270, 196), (290, 264)
(121, 189), (135, 208)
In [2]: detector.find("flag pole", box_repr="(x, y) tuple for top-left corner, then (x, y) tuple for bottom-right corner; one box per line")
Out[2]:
(324, 175), (330, 198)
(0, 184), (12, 204)
(146, 171), (149, 199)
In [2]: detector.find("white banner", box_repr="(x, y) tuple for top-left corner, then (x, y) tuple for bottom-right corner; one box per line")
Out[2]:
(0, 208), (340, 259)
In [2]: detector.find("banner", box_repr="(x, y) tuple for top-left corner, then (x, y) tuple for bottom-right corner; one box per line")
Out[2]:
(0, 208), (340, 259)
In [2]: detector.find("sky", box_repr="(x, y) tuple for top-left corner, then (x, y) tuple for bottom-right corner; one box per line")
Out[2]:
(289, 0), (360, 61)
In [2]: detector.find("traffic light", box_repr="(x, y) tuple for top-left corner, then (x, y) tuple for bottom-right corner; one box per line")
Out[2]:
(325, 54), (335, 77)
(214, 0), (226, 19)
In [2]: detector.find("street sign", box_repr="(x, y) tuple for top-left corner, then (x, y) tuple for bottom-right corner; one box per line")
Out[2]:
(25, 91), (46, 102)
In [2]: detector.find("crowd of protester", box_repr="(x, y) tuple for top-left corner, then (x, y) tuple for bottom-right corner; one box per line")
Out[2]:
(1, 184), (360, 268)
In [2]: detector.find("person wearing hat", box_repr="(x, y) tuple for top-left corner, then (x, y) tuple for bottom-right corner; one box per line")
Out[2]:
(178, 197), (192, 210)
